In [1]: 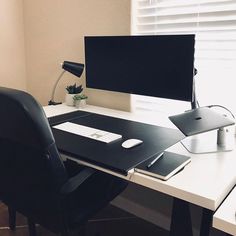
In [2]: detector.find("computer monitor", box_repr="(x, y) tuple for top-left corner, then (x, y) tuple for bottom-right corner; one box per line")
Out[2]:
(84, 35), (195, 102)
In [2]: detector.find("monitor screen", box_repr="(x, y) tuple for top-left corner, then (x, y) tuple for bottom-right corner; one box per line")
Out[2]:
(85, 35), (195, 102)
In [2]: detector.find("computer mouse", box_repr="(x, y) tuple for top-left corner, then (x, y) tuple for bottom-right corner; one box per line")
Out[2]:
(121, 139), (143, 149)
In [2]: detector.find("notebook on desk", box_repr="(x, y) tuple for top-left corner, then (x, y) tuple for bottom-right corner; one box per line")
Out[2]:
(135, 151), (191, 180)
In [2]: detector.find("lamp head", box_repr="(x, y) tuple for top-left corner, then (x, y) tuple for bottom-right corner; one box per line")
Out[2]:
(62, 61), (84, 78)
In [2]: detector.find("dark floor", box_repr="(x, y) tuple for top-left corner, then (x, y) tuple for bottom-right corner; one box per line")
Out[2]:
(0, 203), (169, 236)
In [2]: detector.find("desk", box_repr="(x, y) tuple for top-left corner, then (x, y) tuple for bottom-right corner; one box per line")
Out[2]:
(44, 104), (236, 236)
(213, 187), (236, 235)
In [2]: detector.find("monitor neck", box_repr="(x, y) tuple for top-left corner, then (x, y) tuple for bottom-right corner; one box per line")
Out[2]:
(191, 76), (198, 110)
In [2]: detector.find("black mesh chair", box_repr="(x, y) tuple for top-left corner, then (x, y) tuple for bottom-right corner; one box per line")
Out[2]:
(0, 87), (128, 236)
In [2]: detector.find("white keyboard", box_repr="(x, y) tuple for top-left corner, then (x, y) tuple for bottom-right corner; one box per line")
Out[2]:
(53, 122), (122, 143)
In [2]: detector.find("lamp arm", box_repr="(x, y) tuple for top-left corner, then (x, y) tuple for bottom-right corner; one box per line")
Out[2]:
(49, 70), (66, 104)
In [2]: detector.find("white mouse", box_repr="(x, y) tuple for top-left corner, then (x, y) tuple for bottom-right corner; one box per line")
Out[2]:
(121, 139), (143, 149)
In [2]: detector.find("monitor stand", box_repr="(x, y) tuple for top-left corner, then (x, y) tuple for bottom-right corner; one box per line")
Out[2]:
(171, 71), (235, 154)
(181, 130), (234, 154)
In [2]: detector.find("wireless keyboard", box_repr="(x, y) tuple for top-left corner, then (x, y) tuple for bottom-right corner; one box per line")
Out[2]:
(53, 122), (122, 143)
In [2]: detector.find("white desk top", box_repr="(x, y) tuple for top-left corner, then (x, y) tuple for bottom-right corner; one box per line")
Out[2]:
(44, 104), (236, 211)
(213, 187), (236, 235)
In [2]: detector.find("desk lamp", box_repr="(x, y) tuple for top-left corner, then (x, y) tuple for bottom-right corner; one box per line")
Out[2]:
(48, 61), (84, 105)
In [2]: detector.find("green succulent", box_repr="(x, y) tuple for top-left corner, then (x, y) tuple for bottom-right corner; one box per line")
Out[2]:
(66, 84), (83, 94)
(73, 94), (88, 101)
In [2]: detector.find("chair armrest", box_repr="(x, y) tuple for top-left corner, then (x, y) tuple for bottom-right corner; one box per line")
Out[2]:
(60, 167), (96, 195)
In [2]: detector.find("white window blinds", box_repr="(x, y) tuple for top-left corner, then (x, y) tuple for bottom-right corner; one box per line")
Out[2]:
(131, 0), (236, 116)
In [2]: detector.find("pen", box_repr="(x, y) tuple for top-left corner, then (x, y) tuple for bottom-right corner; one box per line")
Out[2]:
(147, 152), (164, 169)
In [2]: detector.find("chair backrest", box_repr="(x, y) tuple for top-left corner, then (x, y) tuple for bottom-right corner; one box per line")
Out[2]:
(0, 87), (68, 197)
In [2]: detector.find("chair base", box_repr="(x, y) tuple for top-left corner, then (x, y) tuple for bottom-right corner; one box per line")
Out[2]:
(27, 218), (37, 236)
(8, 206), (16, 231)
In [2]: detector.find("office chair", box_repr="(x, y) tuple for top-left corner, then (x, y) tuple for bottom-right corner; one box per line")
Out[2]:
(0, 87), (128, 236)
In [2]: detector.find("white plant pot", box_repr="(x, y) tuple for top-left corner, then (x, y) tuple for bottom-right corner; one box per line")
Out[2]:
(75, 99), (87, 108)
(65, 94), (75, 106)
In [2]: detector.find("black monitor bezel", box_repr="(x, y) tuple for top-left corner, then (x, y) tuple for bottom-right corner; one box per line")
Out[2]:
(84, 35), (195, 102)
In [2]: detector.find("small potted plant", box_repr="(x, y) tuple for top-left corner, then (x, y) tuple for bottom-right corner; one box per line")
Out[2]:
(73, 94), (88, 108)
(65, 83), (83, 106)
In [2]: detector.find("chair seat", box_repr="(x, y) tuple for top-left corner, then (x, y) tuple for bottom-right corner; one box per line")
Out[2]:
(2, 169), (127, 234)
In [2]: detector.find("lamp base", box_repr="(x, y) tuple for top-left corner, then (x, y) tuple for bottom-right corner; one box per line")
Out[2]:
(48, 100), (62, 106)
(181, 130), (234, 154)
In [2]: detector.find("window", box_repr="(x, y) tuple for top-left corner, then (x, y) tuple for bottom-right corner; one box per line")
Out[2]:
(131, 0), (236, 116)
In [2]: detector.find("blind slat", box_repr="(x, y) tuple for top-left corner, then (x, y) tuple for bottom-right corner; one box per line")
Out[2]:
(137, 15), (236, 26)
(137, 26), (236, 34)
(138, 0), (232, 9)
(138, 6), (236, 18)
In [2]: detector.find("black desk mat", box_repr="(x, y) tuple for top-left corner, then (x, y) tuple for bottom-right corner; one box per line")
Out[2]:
(51, 111), (185, 175)
(48, 110), (91, 126)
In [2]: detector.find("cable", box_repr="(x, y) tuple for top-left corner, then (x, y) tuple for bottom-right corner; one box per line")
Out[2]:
(207, 104), (235, 119)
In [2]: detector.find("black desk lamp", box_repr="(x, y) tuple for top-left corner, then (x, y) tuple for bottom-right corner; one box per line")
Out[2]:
(48, 61), (84, 105)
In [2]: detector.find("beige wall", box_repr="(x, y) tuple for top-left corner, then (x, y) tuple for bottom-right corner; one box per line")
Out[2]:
(0, 0), (26, 90)
(23, 0), (131, 110)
